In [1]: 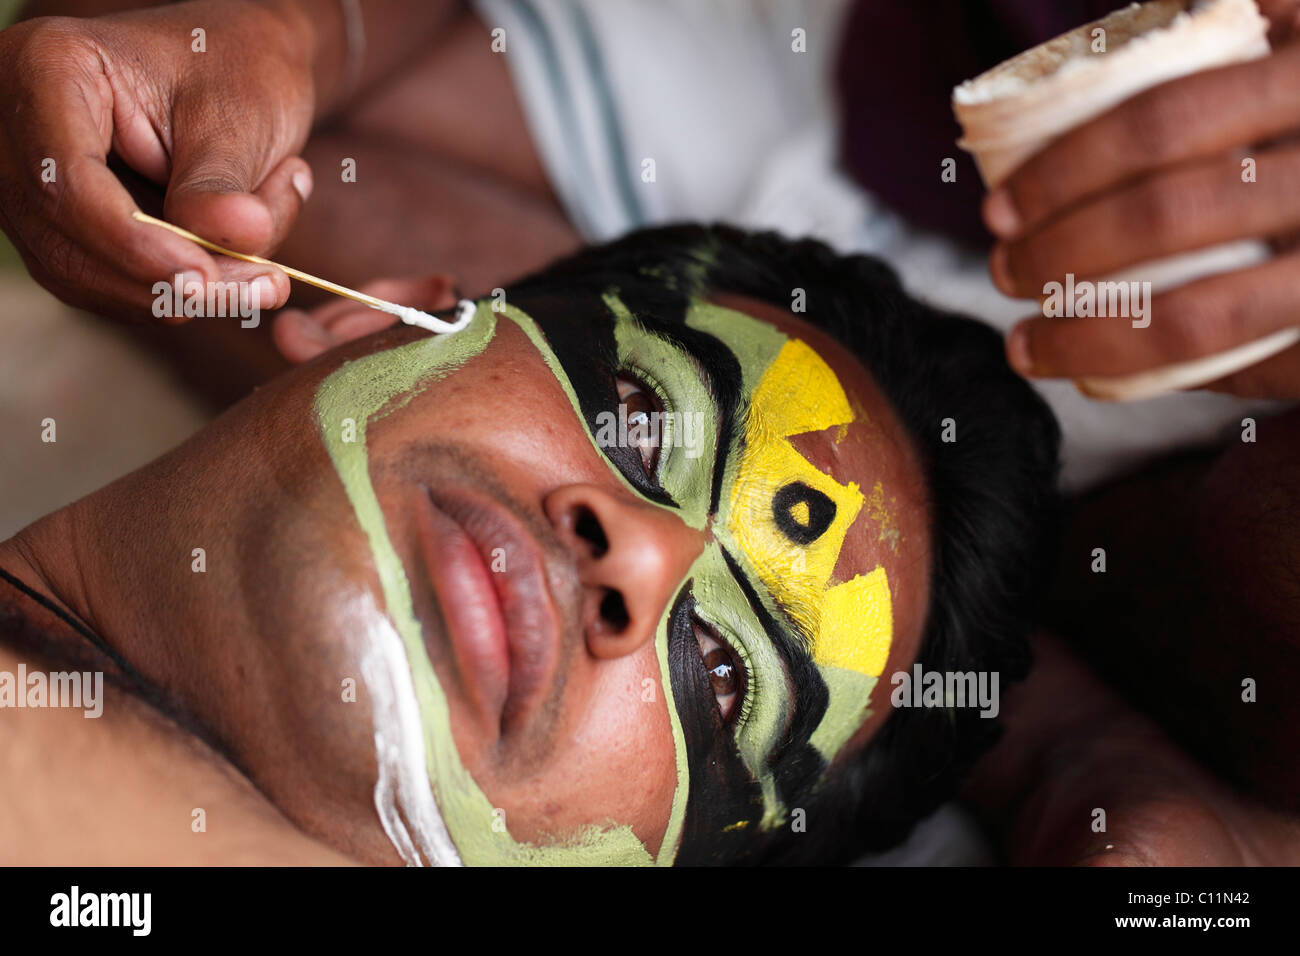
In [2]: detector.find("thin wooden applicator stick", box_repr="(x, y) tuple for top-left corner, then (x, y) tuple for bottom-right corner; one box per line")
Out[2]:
(132, 210), (473, 333)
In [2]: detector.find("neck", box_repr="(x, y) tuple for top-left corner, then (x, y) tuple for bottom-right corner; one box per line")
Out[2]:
(0, 504), (103, 645)
(0, 393), (286, 743)
(0, 376), (411, 864)
(2, 476), (190, 671)
(0, 463), (228, 730)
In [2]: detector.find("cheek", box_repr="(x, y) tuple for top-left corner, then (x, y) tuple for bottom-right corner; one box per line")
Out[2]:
(482, 645), (679, 855)
(398, 329), (599, 472)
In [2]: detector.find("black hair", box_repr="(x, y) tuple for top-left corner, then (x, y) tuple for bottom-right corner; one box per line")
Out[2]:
(501, 223), (1061, 865)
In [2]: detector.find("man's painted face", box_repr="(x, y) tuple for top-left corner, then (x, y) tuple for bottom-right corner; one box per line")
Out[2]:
(312, 284), (927, 865)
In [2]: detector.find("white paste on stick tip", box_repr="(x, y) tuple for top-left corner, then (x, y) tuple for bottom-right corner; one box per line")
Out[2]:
(383, 298), (476, 334)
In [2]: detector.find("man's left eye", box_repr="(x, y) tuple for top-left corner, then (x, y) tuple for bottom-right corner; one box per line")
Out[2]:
(616, 374), (664, 477)
(693, 619), (746, 725)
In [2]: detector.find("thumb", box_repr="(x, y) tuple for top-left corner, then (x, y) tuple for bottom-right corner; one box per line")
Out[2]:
(164, 136), (311, 255)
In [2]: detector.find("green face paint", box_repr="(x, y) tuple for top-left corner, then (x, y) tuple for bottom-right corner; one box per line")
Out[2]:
(606, 293), (718, 530)
(686, 543), (790, 826)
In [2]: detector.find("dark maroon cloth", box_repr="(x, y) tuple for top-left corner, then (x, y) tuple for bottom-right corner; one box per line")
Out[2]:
(835, 0), (1132, 247)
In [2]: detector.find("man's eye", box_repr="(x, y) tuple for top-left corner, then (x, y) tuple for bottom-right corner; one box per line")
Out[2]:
(693, 619), (746, 725)
(616, 374), (664, 477)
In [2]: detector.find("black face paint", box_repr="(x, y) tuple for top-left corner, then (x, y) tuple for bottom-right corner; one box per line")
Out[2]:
(506, 283), (744, 512)
(665, 588), (767, 865)
(716, 547), (829, 805)
(506, 286), (676, 507)
(772, 482), (837, 545)
(634, 321), (743, 515)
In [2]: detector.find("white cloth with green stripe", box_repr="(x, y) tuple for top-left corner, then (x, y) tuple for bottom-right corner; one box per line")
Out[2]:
(473, 0), (865, 244)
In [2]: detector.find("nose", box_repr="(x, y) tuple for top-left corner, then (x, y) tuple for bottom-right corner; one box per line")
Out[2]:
(544, 484), (709, 658)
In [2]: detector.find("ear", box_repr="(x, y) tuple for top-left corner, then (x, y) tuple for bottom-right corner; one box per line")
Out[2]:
(272, 274), (459, 363)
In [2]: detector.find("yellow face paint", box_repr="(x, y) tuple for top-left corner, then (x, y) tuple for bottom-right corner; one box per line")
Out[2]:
(728, 337), (866, 649)
(865, 480), (903, 554)
(819, 566), (892, 676)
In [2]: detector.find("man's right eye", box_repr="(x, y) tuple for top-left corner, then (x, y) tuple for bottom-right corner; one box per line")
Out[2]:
(615, 374), (664, 478)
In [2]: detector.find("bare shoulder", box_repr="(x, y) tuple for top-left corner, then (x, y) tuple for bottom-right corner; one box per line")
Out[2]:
(1044, 405), (1300, 804)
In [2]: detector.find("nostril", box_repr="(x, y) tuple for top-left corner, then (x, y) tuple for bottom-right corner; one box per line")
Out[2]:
(598, 589), (629, 632)
(573, 506), (609, 558)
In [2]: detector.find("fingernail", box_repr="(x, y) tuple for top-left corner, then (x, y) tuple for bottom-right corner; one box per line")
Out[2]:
(984, 189), (1021, 237)
(1007, 324), (1034, 376)
(291, 168), (313, 203)
(250, 274), (279, 309)
(280, 309), (331, 344)
(990, 243), (1015, 293)
(302, 318), (332, 345)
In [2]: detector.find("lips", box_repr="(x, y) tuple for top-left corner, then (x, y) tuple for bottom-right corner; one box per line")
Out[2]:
(415, 485), (563, 737)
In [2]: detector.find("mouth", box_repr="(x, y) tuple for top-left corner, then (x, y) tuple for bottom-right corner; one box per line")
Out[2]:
(415, 485), (563, 738)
